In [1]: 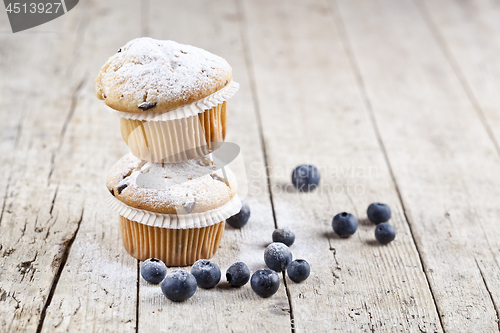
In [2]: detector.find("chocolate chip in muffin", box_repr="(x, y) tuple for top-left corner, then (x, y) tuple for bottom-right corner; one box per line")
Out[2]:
(109, 188), (115, 197)
(117, 48), (122, 53)
(138, 102), (157, 111)
(117, 183), (128, 195)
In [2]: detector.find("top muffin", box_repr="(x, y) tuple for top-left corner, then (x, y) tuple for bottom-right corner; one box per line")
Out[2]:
(95, 37), (233, 113)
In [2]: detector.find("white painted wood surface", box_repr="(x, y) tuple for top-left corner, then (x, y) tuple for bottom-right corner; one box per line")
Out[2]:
(40, 1), (141, 331)
(242, 0), (441, 331)
(336, 0), (500, 331)
(0, 0), (499, 332)
(0, 5), (89, 332)
(417, 0), (500, 327)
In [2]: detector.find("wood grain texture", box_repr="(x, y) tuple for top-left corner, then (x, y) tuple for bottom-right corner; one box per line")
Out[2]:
(38, 1), (145, 332)
(415, 0), (500, 327)
(336, 0), (500, 331)
(242, 0), (442, 331)
(0, 6), (88, 332)
(137, 1), (291, 332)
(417, 0), (500, 154)
(1, 0), (500, 332)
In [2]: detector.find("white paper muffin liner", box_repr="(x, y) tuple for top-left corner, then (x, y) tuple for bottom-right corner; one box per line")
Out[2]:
(107, 80), (239, 121)
(119, 216), (225, 266)
(107, 192), (242, 229)
(119, 103), (226, 163)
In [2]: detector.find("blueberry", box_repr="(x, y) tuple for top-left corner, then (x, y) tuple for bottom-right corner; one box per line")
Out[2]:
(190, 259), (221, 289)
(226, 201), (250, 228)
(272, 227), (295, 247)
(140, 258), (167, 284)
(226, 262), (251, 287)
(138, 101), (157, 110)
(250, 269), (280, 298)
(160, 270), (197, 302)
(116, 183), (128, 195)
(367, 203), (392, 224)
(264, 242), (293, 272)
(332, 212), (358, 238)
(291, 165), (320, 192)
(287, 259), (310, 283)
(375, 222), (396, 245)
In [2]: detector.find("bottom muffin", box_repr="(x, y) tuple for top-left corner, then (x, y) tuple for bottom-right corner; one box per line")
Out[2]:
(106, 153), (241, 266)
(119, 217), (225, 266)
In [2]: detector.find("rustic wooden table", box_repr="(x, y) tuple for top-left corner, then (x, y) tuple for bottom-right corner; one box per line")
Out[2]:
(1, 0), (500, 332)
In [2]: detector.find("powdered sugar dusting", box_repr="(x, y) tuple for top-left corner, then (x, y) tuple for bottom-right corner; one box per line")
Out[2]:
(96, 38), (232, 112)
(107, 153), (237, 214)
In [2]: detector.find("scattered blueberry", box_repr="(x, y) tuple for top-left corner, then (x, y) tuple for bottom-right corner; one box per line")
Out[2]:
(226, 262), (251, 287)
(272, 227), (295, 247)
(140, 258), (167, 284)
(375, 222), (396, 245)
(190, 259), (221, 289)
(332, 212), (358, 238)
(287, 259), (310, 283)
(291, 165), (320, 192)
(250, 269), (280, 298)
(264, 242), (293, 272)
(367, 203), (392, 224)
(160, 270), (197, 302)
(226, 201), (250, 228)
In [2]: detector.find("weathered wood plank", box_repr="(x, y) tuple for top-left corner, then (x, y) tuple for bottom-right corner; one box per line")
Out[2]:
(242, 0), (442, 331)
(418, 1), (500, 324)
(336, 0), (500, 330)
(137, 1), (291, 332)
(417, 0), (500, 153)
(2, 0), (500, 332)
(0, 6), (91, 332)
(39, 0), (144, 332)
(415, 0), (500, 326)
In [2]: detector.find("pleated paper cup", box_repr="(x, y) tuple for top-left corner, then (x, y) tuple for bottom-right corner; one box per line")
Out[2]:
(119, 217), (225, 267)
(108, 191), (241, 266)
(109, 80), (238, 163)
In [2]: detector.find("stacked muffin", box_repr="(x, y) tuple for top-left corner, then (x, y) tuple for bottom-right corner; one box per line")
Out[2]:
(96, 38), (241, 266)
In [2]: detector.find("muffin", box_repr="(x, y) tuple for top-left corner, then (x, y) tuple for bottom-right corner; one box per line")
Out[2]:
(95, 37), (239, 163)
(106, 153), (241, 266)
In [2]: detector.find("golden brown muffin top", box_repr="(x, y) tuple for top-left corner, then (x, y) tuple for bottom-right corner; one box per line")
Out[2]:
(95, 38), (232, 113)
(106, 153), (237, 215)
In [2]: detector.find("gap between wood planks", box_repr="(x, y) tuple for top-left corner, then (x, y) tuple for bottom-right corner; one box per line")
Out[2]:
(32, 4), (90, 331)
(36, 209), (84, 333)
(35, 75), (87, 331)
(328, 0), (446, 330)
(475, 258), (500, 332)
(236, 0), (295, 331)
(413, 0), (500, 159)
(0, 106), (27, 228)
(413, 0), (500, 329)
(0, 176), (11, 228)
(134, 3), (150, 332)
(135, 260), (140, 333)
(0, 105), (26, 228)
